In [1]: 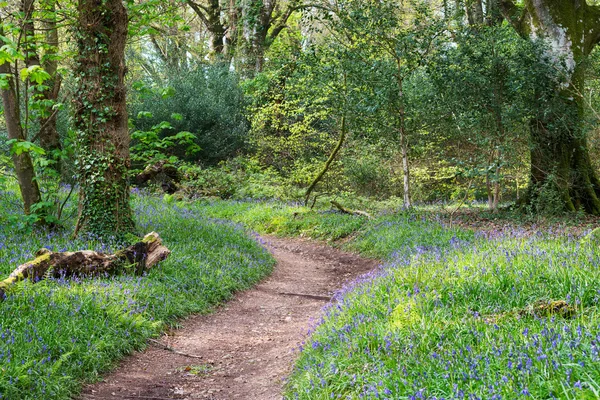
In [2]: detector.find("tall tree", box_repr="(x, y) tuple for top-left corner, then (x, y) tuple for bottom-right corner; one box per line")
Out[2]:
(72, 0), (134, 238)
(20, 0), (62, 165)
(500, 0), (600, 214)
(0, 16), (43, 214)
(187, 0), (307, 75)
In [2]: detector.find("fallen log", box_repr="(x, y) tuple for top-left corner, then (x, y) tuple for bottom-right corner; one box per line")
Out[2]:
(0, 232), (170, 300)
(330, 201), (373, 219)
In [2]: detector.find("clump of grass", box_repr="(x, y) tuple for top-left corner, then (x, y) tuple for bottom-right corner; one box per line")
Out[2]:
(285, 230), (600, 399)
(0, 192), (274, 399)
(192, 199), (368, 242)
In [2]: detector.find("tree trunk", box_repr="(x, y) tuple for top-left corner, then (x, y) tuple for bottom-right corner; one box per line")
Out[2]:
(39, 0), (62, 162)
(465, 0), (484, 25)
(487, 173), (493, 209)
(401, 129), (411, 208)
(500, 0), (600, 214)
(24, 0), (63, 168)
(73, 0), (135, 238)
(397, 72), (411, 208)
(0, 21), (42, 214)
(304, 115), (347, 206)
(0, 232), (170, 301)
(493, 170), (500, 211)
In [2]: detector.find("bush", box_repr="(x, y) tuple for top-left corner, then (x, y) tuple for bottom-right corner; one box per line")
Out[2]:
(131, 65), (248, 165)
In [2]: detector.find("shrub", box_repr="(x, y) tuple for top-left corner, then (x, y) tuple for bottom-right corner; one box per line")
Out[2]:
(131, 65), (248, 165)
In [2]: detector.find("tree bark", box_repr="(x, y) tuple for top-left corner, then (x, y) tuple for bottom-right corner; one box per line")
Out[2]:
(304, 115), (347, 206)
(22, 0), (63, 166)
(73, 0), (135, 238)
(0, 23), (42, 214)
(397, 71), (411, 209)
(38, 0), (62, 162)
(500, 0), (600, 214)
(0, 232), (170, 301)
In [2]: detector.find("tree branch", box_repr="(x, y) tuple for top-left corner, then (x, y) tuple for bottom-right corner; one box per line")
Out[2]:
(498, 0), (526, 33)
(186, 0), (210, 27)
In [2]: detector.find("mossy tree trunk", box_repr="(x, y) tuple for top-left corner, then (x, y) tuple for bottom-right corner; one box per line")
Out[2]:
(0, 232), (170, 301)
(500, 0), (600, 214)
(73, 0), (135, 238)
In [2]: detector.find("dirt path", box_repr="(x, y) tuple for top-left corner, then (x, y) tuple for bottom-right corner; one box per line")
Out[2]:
(80, 236), (378, 400)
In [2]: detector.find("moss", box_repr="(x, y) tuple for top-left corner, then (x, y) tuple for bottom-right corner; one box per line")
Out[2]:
(142, 233), (159, 244)
(28, 253), (51, 266)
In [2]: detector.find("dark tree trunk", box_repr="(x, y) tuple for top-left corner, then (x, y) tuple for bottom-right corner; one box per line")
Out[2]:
(73, 0), (135, 238)
(0, 68), (42, 214)
(527, 95), (600, 213)
(500, 0), (600, 214)
(0, 23), (42, 214)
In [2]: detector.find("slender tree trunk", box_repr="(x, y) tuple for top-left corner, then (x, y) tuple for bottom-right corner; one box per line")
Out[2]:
(397, 71), (411, 209)
(493, 167), (500, 211)
(73, 0), (134, 238)
(401, 129), (411, 208)
(39, 0), (62, 165)
(304, 115), (347, 206)
(486, 173), (493, 209)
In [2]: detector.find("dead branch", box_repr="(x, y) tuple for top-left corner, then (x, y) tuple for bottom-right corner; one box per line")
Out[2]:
(330, 201), (373, 219)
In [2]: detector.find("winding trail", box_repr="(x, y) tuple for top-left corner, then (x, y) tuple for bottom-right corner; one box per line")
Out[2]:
(80, 236), (378, 400)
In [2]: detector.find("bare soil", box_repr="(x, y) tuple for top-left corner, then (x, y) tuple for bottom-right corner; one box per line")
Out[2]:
(80, 236), (378, 400)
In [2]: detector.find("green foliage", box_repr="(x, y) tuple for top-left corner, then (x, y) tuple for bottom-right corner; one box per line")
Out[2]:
(131, 65), (248, 165)
(130, 113), (201, 168)
(177, 157), (300, 200)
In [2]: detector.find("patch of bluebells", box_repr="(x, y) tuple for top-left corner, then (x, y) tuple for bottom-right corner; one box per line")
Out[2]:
(0, 194), (274, 399)
(287, 223), (600, 399)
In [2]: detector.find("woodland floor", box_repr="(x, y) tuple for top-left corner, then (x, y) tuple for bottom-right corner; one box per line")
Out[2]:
(80, 236), (378, 400)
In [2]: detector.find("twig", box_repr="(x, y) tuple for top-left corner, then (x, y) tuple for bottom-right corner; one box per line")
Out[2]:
(278, 292), (331, 301)
(147, 339), (204, 359)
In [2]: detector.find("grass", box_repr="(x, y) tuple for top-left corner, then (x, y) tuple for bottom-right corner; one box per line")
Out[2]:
(190, 198), (600, 399)
(0, 190), (274, 399)
(3, 191), (598, 399)
(190, 199), (473, 258)
(284, 227), (600, 399)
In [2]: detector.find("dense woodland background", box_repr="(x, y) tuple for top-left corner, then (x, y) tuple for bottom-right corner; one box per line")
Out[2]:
(2, 0), (600, 234)
(6, 2), (600, 399)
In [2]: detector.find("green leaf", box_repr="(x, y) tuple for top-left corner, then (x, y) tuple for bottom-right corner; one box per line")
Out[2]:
(137, 111), (153, 119)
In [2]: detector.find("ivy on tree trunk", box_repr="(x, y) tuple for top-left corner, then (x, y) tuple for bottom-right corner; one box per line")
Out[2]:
(500, 0), (600, 214)
(73, 0), (134, 239)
